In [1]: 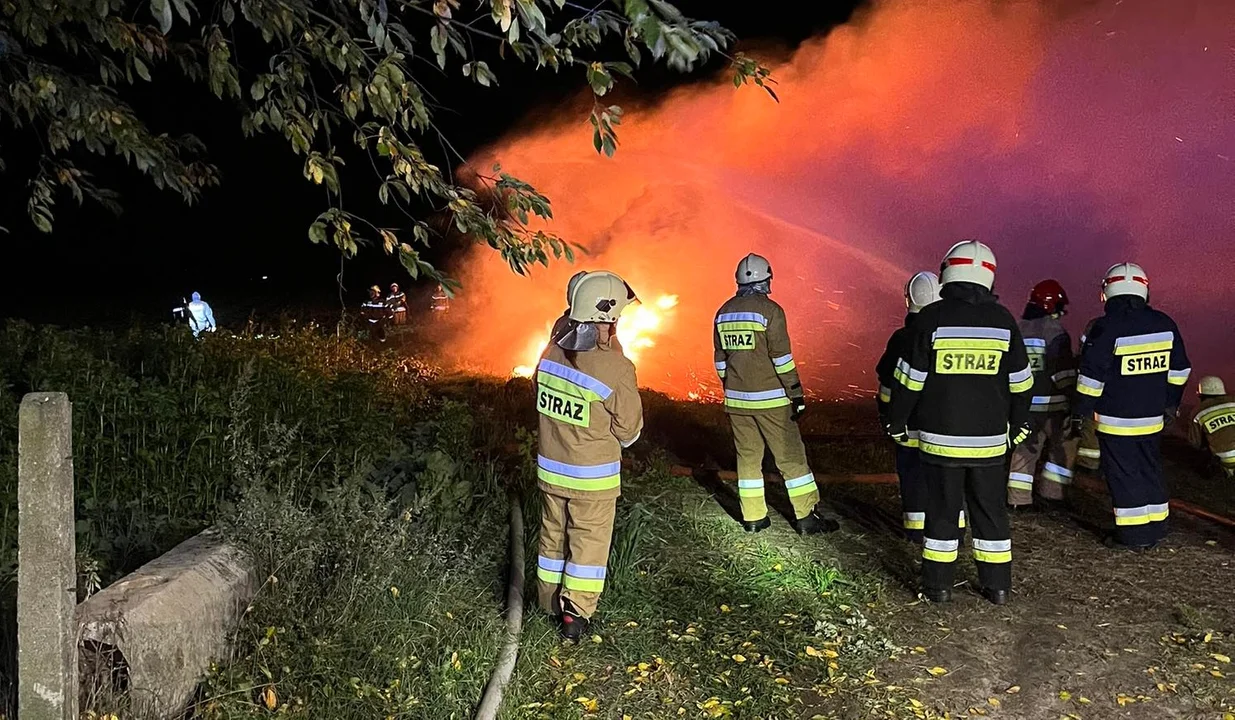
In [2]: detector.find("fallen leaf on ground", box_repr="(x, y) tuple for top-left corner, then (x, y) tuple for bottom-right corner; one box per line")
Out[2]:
(988, 697), (1000, 708)
(575, 697), (599, 713)
(1006, 685), (1021, 694)
(1059, 690), (1071, 701)
(732, 654), (747, 663)
(1213, 654), (1231, 664)
(927, 666), (948, 677)
(263, 686), (278, 711)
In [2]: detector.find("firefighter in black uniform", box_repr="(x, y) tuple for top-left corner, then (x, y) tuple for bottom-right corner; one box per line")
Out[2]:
(886, 240), (1033, 605)
(876, 271), (941, 543)
(1072, 262), (1190, 550)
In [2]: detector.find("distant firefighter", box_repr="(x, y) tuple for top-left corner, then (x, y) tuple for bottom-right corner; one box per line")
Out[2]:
(1073, 262), (1190, 551)
(534, 271), (643, 641)
(430, 283), (450, 314)
(1074, 318), (1102, 471)
(876, 270), (942, 543)
(186, 291), (217, 338)
(1189, 376), (1235, 478)
(387, 283), (408, 325)
(1007, 279), (1078, 510)
(361, 285), (390, 343)
(714, 253), (839, 536)
(885, 240), (1033, 606)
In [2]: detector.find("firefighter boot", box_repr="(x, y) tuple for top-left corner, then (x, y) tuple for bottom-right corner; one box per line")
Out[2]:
(979, 585), (1010, 606)
(742, 516), (772, 533)
(794, 510), (840, 536)
(922, 586), (952, 604)
(559, 599), (589, 642)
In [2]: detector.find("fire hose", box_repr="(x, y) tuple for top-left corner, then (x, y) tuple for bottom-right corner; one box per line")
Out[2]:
(473, 493), (525, 720)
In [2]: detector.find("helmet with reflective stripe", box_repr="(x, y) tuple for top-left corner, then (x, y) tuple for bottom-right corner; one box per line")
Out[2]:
(566, 270), (588, 304)
(939, 240), (997, 289)
(1101, 262), (1149, 302)
(905, 271), (941, 314)
(735, 253), (772, 284)
(568, 270), (637, 323)
(1028, 278), (1069, 315)
(1199, 375), (1226, 396)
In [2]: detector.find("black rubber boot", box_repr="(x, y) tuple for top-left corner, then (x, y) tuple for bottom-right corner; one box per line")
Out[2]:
(922, 587), (952, 603)
(795, 511), (840, 536)
(1103, 533), (1156, 552)
(559, 601), (589, 642)
(981, 588), (1010, 606)
(742, 516), (772, 533)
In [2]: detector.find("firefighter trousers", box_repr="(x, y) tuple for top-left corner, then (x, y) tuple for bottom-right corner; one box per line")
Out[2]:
(1099, 434), (1169, 547)
(1007, 412), (1077, 506)
(897, 445), (967, 541)
(730, 408), (819, 522)
(536, 492), (617, 619)
(1076, 417), (1101, 471)
(922, 462), (1011, 593)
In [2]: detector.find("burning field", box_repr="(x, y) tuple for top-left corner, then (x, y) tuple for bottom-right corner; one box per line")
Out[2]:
(435, 0), (1235, 399)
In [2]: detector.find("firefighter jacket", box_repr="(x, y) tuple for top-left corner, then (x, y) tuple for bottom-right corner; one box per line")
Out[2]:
(1018, 312), (1076, 414)
(876, 315), (918, 447)
(713, 292), (803, 415)
(536, 338), (643, 500)
(1073, 296), (1190, 436)
(886, 282), (1034, 467)
(361, 298), (389, 323)
(1190, 395), (1235, 470)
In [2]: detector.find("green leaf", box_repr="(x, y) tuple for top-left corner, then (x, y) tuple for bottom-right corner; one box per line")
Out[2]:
(221, 1), (234, 25)
(150, 0), (173, 34)
(308, 222), (328, 244)
(133, 57), (151, 82)
(170, 0), (193, 23)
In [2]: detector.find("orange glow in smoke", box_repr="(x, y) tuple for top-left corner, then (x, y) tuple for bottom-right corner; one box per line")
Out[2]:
(510, 294), (679, 378)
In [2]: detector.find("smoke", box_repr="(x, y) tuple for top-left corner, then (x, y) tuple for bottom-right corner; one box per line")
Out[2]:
(440, 0), (1235, 398)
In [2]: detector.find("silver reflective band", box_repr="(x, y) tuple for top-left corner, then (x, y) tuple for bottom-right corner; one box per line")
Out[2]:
(725, 388), (788, 401)
(919, 431), (1008, 447)
(715, 361), (727, 370)
(1052, 369), (1078, 382)
(773, 353), (794, 367)
(1077, 375), (1105, 392)
(1169, 368), (1192, 380)
(972, 538), (1011, 552)
(924, 538), (959, 552)
(933, 326), (1012, 341)
(1043, 462), (1073, 478)
(1023, 337), (1047, 348)
(904, 512), (926, 522)
(896, 359), (928, 382)
(1031, 395), (1068, 404)
(620, 431), (641, 449)
(1094, 414), (1163, 428)
(565, 562), (607, 580)
(538, 556), (566, 572)
(1114, 503), (1169, 519)
(1217, 448), (1235, 459)
(716, 311), (769, 326)
(1114, 331), (1173, 349)
(1009, 366), (1034, 384)
(737, 478), (764, 489)
(784, 474), (815, 489)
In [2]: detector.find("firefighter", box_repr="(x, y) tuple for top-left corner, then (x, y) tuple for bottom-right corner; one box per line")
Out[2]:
(1074, 318), (1102, 471)
(1072, 262), (1190, 550)
(535, 270), (644, 641)
(387, 283), (408, 325)
(430, 284), (450, 314)
(1189, 376), (1235, 478)
(550, 270), (590, 342)
(186, 291), (217, 338)
(876, 271), (941, 542)
(361, 285), (390, 342)
(1007, 279), (1078, 508)
(714, 253), (839, 535)
(885, 240), (1033, 605)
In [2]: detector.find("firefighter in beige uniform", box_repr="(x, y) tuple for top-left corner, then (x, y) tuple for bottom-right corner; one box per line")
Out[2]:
(535, 271), (643, 641)
(1074, 318), (1102, 471)
(1189, 376), (1235, 479)
(714, 253), (840, 535)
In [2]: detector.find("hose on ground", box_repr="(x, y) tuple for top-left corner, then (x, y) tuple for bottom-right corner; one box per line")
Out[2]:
(474, 493), (526, 720)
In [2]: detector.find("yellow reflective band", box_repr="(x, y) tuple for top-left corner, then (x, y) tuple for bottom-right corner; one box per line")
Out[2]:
(879, 388), (892, 403)
(537, 567), (563, 584)
(775, 360), (797, 374)
(936, 350), (1002, 375)
(1120, 350), (1170, 376)
(1114, 510), (1170, 526)
(1167, 373), (1189, 386)
(920, 441), (1007, 459)
(1078, 447), (1101, 458)
(1114, 339), (1173, 356)
(785, 480), (819, 499)
(536, 468), (621, 492)
(717, 370), (726, 378)
(717, 321), (766, 334)
(725, 396), (792, 410)
(1010, 376), (1035, 394)
(1077, 383), (1103, 398)
(973, 549), (1012, 563)
(895, 436), (920, 448)
(933, 338), (1011, 352)
(923, 548), (958, 563)
(893, 367), (926, 391)
(1095, 419), (1164, 437)
(958, 512), (967, 529)
(903, 515), (925, 530)
(1008, 479), (1033, 491)
(562, 576), (605, 593)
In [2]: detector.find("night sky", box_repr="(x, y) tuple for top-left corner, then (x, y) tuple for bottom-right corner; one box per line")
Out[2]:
(0, 1), (865, 326)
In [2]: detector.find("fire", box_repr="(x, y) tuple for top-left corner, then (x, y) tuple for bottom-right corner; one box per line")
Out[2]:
(511, 294), (679, 377)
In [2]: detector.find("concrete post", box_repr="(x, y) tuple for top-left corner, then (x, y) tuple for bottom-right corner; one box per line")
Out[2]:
(18, 393), (78, 720)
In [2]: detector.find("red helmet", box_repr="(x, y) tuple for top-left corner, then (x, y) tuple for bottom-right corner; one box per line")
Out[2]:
(1028, 279), (1069, 314)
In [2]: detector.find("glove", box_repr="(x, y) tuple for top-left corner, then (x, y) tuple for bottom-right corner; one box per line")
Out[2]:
(1010, 422), (1032, 447)
(1064, 415), (1083, 441)
(791, 398), (807, 422)
(884, 423), (910, 445)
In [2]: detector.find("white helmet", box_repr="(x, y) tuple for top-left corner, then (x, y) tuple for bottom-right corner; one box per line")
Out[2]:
(1101, 262), (1149, 302)
(905, 271), (941, 313)
(735, 253), (772, 284)
(939, 240), (997, 290)
(1199, 376), (1226, 396)
(566, 270), (587, 304)
(568, 271), (637, 323)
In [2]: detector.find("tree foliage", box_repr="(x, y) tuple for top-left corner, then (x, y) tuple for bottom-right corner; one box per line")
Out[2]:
(0, 0), (775, 282)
